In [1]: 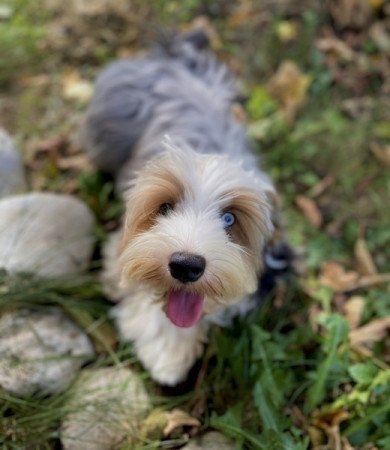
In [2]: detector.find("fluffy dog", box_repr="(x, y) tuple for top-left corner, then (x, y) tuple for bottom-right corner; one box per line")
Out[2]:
(80, 31), (289, 386)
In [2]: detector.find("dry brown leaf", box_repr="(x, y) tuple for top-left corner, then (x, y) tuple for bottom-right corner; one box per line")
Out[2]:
(268, 61), (311, 121)
(309, 304), (322, 332)
(227, 1), (257, 28)
(308, 425), (325, 447)
(350, 317), (390, 346)
(57, 154), (94, 172)
(343, 296), (365, 329)
(312, 408), (350, 450)
(316, 37), (355, 61)
(25, 135), (67, 165)
(296, 195), (323, 228)
(369, 22), (390, 53)
(163, 409), (201, 436)
(327, 0), (372, 29)
(319, 262), (359, 292)
(355, 273), (390, 289)
(354, 238), (377, 276)
(341, 97), (375, 120)
(342, 436), (356, 450)
(309, 174), (335, 198)
(369, 142), (390, 167)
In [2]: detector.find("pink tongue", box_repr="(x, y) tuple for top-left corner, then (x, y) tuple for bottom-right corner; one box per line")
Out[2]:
(167, 290), (204, 328)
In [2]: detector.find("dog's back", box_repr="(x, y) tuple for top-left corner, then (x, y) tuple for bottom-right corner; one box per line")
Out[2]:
(79, 30), (254, 176)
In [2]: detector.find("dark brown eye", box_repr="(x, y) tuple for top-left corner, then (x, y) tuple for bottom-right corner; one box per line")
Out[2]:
(159, 203), (174, 215)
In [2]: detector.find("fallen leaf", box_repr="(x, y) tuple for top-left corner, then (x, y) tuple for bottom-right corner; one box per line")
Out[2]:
(316, 37), (355, 62)
(355, 273), (390, 289)
(342, 436), (356, 450)
(309, 174), (335, 198)
(369, 142), (390, 167)
(309, 304), (322, 332)
(312, 407), (350, 450)
(275, 20), (297, 43)
(163, 409), (201, 436)
(327, 0), (372, 29)
(319, 262), (359, 292)
(138, 408), (169, 442)
(341, 97), (375, 120)
(62, 68), (93, 103)
(227, 1), (258, 28)
(268, 61), (311, 121)
(57, 154), (94, 172)
(296, 195), (323, 228)
(350, 317), (390, 346)
(307, 425), (324, 447)
(369, 22), (390, 53)
(343, 296), (365, 329)
(25, 135), (67, 165)
(354, 238), (377, 276)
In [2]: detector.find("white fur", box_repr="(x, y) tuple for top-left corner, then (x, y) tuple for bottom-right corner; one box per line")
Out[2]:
(84, 37), (278, 385)
(103, 145), (275, 385)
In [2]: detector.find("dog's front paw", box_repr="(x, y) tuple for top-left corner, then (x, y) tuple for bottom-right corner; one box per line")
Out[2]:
(113, 296), (208, 386)
(135, 328), (205, 386)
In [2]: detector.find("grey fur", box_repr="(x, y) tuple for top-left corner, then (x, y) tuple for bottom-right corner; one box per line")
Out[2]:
(79, 33), (260, 182)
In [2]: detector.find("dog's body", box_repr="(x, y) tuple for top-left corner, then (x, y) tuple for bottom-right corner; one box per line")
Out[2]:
(81, 32), (289, 385)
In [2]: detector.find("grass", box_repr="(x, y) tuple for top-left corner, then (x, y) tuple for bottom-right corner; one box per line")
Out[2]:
(0, 1), (389, 449)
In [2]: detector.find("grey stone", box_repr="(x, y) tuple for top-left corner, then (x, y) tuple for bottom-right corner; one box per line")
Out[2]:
(0, 308), (94, 396)
(182, 431), (235, 450)
(0, 128), (27, 198)
(0, 192), (95, 277)
(61, 367), (151, 450)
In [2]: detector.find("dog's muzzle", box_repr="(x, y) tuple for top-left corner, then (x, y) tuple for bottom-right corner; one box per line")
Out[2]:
(169, 252), (206, 283)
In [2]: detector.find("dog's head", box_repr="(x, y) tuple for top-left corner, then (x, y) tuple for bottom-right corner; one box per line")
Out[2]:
(118, 143), (276, 328)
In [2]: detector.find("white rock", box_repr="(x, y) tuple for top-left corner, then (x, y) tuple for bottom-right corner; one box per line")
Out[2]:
(61, 367), (151, 450)
(0, 193), (95, 277)
(0, 308), (94, 396)
(182, 432), (235, 450)
(0, 128), (27, 197)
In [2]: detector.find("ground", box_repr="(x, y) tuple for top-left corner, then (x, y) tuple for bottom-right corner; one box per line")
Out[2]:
(0, 0), (389, 449)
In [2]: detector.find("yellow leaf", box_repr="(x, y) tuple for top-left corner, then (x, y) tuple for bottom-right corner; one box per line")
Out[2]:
(268, 61), (311, 121)
(370, 0), (384, 9)
(275, 21), (297, 43)
(163, 409), (201, 436)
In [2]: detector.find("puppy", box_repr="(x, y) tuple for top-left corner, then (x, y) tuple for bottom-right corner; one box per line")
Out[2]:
(80, 31), (289, 386)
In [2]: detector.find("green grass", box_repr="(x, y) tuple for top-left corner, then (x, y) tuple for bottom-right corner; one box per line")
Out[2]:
(0, 1), (389, 449)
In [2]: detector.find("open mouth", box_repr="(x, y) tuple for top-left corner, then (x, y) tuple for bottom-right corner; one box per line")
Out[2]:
(166, 289), (204, 328)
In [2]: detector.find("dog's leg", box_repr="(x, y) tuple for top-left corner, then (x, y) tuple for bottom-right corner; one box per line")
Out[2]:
(103, 232), (207, 385)
(112, 292), (208, 386)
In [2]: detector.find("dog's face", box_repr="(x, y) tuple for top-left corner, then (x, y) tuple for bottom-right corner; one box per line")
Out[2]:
(119, 145), (275, 328)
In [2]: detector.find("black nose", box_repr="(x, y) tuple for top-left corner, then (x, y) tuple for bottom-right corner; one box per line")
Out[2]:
(169, 252), (206, 283)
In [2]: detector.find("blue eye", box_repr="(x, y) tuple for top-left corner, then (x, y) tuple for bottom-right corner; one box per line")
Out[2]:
(221, 212), (235, 228)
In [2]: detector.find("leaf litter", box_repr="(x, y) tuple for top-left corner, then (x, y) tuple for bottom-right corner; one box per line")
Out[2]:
(0, 1), (389, 449)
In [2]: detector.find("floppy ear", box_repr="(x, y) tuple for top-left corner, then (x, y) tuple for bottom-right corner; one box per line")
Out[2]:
(118, 158), (184, 256)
